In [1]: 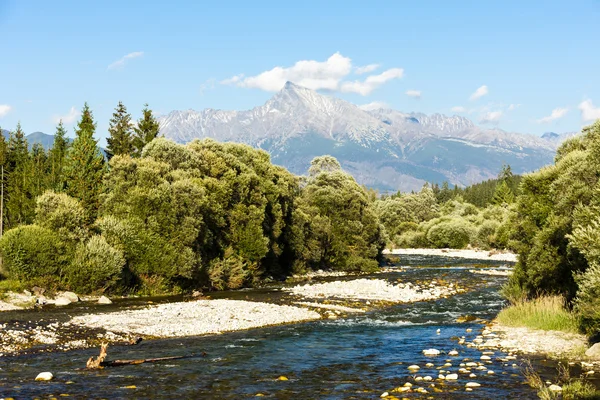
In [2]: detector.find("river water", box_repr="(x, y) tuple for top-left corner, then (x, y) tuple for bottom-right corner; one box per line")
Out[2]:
(0, 255), (550, 398)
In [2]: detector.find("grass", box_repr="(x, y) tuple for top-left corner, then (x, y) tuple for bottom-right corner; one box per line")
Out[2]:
(0, 279), (27, 296)
(563, 381), (600, 400)
(522, 360), (600, 400)
(496, 295), (579, 333)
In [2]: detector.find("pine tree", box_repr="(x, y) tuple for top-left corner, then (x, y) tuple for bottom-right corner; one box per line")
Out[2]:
(132, 103), (160, 157)
(5, 122), (34, 228)
(63, 103), (106, 224)
(492, 180), (515, 205)
(48, 120), (70, 191)
(30, 143), (49, 197)
(106, 101), (133, 160)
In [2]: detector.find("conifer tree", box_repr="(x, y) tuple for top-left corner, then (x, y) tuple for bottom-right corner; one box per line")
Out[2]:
(132, 103), (160, 157)
(48, 120), (69, 191)
(106, 101), (133, 159)
(492, 180), (514, 205)
(5, 122), (34, 228)
(63, 103), (106, 224)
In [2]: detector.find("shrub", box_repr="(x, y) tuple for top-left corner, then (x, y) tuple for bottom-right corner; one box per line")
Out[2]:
(496, 296), (579, 333)
(475, 220), (500, 249)
(0, 225), (66, 281)
(573, 262), (600, 335)
(207, 248), (255, 290)
(65, 236), (125, 293)
(35, 191), (88, 242)
(426, 219), (475, 249)
(394, 230), (428, 248)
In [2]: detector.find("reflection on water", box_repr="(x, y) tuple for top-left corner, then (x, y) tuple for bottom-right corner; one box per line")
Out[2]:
(0, 256), (544, 399)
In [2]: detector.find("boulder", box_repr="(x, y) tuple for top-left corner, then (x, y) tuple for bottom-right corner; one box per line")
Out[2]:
(32, 286), (45, 296)
(585, 343), (600, 359)
(54, 297), (72, 306)
(548, 385), (562, 392)
(465, 382), (481, 388)
(422, 349), (441, 356)
(61, 291), (79, 302)
(446, 374), (458, 380)
(35, 372), (54, 381)
(98, 296), (112, 305)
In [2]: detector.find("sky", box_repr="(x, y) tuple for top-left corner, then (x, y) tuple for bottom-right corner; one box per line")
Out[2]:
(1, 0), (600, 145)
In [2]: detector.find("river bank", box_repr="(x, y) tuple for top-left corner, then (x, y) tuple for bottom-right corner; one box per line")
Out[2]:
(385, 248), (518, 262)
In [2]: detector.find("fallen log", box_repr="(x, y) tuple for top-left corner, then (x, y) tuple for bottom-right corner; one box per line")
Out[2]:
(85, 343), (201, 369)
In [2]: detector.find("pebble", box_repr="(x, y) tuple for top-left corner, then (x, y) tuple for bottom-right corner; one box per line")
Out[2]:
(469, 373), (477, 378)
(425, 363), (434, 367)
(445, 373), (458, 380)
(98, 296), (112, 305)
(548, 385), (562, 392)
(448, 350), (459, 356)
(438, 374), (445, 380)
(423, 349), (440, 356)
(466, 382), (481, 388)
(488, 371), (495, 375)
(423, 376), (433, 382)
(35, 372), (54, 381)
(380, 392), (389, 398)
(480, 355), (491, 360)
(408, 365), (420, 370)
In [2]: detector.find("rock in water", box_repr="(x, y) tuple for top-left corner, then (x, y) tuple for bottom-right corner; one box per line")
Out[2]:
(466, 382), (480, 388)
(548, 384), (562, 392)
(54, 297), (72, 306)
(35, 372), (54, 381)
(98, 296), (112, 304)
(422, 349), (441, 356)
(445, 374), (458, 380)
(61, 291), (80, 302)
(585, 343), (600, 359)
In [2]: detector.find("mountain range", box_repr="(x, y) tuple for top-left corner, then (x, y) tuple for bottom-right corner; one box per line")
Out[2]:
(158, 82), (573, 192)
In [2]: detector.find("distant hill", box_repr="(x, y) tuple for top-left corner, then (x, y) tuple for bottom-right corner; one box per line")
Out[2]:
(1, 129), (59, 150)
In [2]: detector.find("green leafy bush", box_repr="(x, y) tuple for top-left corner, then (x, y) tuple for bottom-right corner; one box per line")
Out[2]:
(0, 225), (66, 281)
(573, 262), (600, 335)
(426, 218), (475, 249)
(35, 191), (88, 243)
(65, 236), (125, 293)
(475, 220), (501, 249)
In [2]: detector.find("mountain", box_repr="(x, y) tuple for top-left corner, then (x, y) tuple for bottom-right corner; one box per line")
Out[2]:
(1, 129), (58, 150)
(158, 82), (567, 192)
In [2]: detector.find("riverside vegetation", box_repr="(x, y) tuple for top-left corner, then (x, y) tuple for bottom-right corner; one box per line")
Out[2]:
(0, 103), (599, 341)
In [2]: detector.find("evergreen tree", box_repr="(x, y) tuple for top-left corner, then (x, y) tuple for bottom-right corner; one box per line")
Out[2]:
(63, 103), (106, 224)
(492, 180), (515, 205)
(30, 143), (49, 197)
(5, 123), (34, 228)
(48, 120), (69, 191)
(132, 103), (160, 157)
(106, 101), (133, 159)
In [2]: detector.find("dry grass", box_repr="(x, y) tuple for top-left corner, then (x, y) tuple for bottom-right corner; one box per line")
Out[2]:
(497, 295), (579, 333)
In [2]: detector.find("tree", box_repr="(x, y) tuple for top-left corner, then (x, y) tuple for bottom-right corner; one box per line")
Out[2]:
(63, 103), (106, 223)
(5, 123), (34, 228)
(48, 120), (70, 191)
(308, 155), (342, 177)
(106, 101), (133, 160)
(492, 180), (515, 205)
(132, 104), (160, 157)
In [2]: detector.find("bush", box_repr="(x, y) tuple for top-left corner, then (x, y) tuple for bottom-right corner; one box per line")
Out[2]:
(35, 191), (88, 242)
(0, 225), (66, 281)
(207, 248), (256, 290)
(394, 230), (428, 248)
(573, 262), (600, 335)
(64, 236), (125, 293)
(426, 219), (475, 249)
(475, 220), (500, 249)
(496, 296), (579, 333)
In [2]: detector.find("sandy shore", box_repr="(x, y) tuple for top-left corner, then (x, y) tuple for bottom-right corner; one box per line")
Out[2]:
(70, 299), (321, 338)
(286, 278), (461, 302)
(385, 248), (517, 263)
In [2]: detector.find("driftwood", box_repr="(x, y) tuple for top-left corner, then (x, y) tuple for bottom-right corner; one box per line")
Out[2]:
(85, 343), (198, 369)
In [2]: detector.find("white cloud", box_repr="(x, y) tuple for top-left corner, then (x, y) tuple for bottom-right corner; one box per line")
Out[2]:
(53, 106), (80, 124)
(469, 85), (488, 101)
(537, 107), (568, 123)
(107, 51), (144, 70)
(579, 99), (600, 122)
(221, 53), (402, 95)
(359, 101), (389, 111)
(0, 104), (12, 117)
(341, 68), (404, 95)
(508, 103), (521, 111)
(405, 90), (421, 99)
(355, 64), (380, 74)
(479, 110), (503, 124)
(451, 106), (466, 113)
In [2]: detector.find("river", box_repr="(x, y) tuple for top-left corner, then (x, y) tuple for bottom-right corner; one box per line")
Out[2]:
(0, 255), (549, 398)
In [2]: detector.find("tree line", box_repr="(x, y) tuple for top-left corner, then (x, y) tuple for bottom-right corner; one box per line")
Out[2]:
(0, 105), (385, 294)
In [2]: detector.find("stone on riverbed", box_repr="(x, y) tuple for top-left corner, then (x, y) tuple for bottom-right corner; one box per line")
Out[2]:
(548, 384), (562, 392)
(423, 349), (441, 356)
(465, 382), (481, 388)
(35, 372), (53, 381)
(54, 297), (72, 306)
(98, 296), (112, 304)
(585, 343), (600, 359)
(61, 291), (79, 302)
(445, 373), (458, 380)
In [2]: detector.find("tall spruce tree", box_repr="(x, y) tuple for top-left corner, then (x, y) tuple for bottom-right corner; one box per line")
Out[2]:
(106, 101), (133, 159)
(132, 103), (160, 157)
(48, 120), (69, 191)
(5, 122), (34, 228)
(63, 103), (106, 224)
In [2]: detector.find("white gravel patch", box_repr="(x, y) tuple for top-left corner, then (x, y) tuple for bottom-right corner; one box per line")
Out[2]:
(286, 278), (459, 302)
(469, 269), (513, 276)
(385, 248), (517, 262)
(70, 299), (321, 338)
(0, 301), (22, 311)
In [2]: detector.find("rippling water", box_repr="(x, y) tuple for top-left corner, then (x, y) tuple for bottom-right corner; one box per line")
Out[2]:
(0, 256), (548, 398)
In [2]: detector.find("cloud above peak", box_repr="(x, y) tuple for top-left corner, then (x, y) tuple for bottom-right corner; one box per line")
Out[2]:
(479, 110), (503, 124)
(359, 101), (389, 111)
(220, 53), (403, 95)
(405, 90), (421, 99)
(108, 51), (144, 70)
(52, 106), (80, 124)
(579, 99), (600, 122)
(469, 85), (488, 101)
(0, 104), (12, 117)
(537, 107), (568, 123)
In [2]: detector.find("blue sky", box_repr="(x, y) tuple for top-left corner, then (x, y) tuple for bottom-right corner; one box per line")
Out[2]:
(1, 0), (599, 145)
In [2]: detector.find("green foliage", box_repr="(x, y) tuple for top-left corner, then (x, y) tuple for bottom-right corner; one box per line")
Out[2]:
(496, 296), (579, 333)
(63, 103), (106, 224)
(426, 218), (475, 249)
(475, 220), (501, 249)
(65, 235), (124, 293)
(572, 263), (600, 335)
(562, 380), (600, 400)
(132, 103), (160, 157)
(308, 155), (342, 177)
(48, 121), (69, 191)
(0, 225), (65, 281)
(106, 101), (133, 159)
(5, 122), (35, 228)
(375, 186), (439, 237)
(35, 191), (87, 243)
